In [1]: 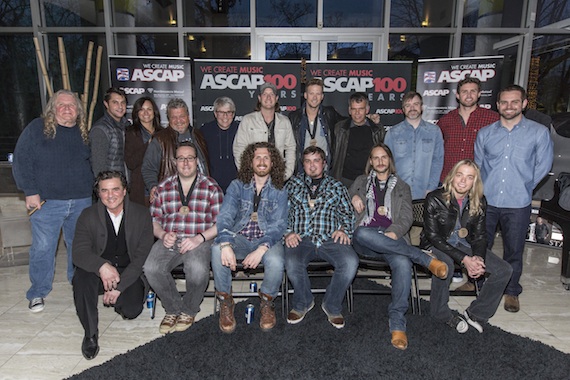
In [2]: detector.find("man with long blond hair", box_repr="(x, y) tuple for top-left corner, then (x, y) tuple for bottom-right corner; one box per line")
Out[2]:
(13, 89), (93, 313)
(212, 142), (288, 333)
(421, 159), (512, 333)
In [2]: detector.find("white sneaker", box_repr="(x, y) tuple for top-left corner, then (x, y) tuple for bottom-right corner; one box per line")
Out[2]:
(447, 315), (468, 333)
(29, 297), (44, 313)
(464, 310), (483, 333)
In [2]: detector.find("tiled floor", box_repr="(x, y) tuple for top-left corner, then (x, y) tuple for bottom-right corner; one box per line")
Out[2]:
(1, 239), (569, 379)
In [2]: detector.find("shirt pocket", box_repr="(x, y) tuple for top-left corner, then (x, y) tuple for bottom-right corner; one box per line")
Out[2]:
(392, 139), (408, 158)
(421, 138), (435, 153)
(512, 143), (534, 161)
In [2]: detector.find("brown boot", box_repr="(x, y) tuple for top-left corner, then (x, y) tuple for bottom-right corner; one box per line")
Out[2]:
(428, 258), (448, 279)
(259, 292), (276, 331)
(216, 291), (236, 333)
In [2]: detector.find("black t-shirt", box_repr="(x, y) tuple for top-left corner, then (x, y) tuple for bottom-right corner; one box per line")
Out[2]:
(342, 124), (374, 180)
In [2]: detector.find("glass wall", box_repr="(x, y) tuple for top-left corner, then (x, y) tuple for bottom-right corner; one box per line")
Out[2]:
(1, 0), (570, 159)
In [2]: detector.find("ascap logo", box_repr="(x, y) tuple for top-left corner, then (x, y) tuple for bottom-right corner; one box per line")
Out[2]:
(323, 77), (407, 93)
(120, 87), (145, 95)
(422, 89), (450, 97)
(200, 74), (265, 89)
(438, 69), (495, 83)
(131, 69), (185, 82)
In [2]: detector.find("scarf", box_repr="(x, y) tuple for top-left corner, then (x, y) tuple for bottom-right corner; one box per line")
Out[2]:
(362, 171), (397, 226)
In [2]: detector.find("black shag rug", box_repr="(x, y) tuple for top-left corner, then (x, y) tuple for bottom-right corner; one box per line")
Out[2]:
(70, 279), (570, 379)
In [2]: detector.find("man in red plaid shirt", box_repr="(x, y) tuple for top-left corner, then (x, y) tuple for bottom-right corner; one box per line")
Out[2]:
(144, 141), (223, 334)
(437, 76), (499, 289)
(437, 77), (499, 183)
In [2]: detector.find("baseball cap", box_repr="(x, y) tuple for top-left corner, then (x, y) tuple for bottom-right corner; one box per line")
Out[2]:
(259, 82), (278, 96)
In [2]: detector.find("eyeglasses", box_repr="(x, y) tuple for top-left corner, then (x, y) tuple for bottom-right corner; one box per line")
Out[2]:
(215, 111), (235, 117)
(175, 156), (196, 163)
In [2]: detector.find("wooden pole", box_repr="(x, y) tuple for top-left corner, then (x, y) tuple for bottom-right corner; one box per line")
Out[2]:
(32, 37), (53, 97)
(82, 41), (94, 112)
(88, 45), (103, 131)
(58, 37), (70, 90)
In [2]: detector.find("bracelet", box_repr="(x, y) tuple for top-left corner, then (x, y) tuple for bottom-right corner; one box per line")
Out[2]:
(220, 242), (232, 250)
(198, 233), (206, 242)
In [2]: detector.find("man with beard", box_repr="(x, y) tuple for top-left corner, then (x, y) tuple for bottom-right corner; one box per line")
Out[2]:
(285, 146), (358, 329)
(475, 85), (553, 313)
(144, 142), (223, 334)
(233, 82), (296, 179)
(212, 142), (288, 333)
(437, 77), (499, 183)
(384, 91), (443, 201)
(351, 143), (448, 350)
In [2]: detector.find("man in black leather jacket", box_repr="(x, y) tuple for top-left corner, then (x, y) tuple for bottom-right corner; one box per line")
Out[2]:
(421, 159), (512, 333)
(288, 78), (344, 174)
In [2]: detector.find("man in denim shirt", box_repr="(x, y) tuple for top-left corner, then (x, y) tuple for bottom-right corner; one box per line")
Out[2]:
(285, 146), (358, 329)
(212, 142), (288, 333)
(475, 85), (553, 313)
(384, 91), (444, 201)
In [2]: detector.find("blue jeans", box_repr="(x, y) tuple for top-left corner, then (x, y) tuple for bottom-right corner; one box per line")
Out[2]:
(27, 197), (91, 300)
(211, 234), (285, 298)
(285, 237), (358, 315)
(485, 205), (531, 296)
(144, 240), (212, 316)
(430, 245), (512, 322)
(353, 227), (424, 332)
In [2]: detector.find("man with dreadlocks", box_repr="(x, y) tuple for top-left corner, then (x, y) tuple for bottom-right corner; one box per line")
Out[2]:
(13, 89), (93, 313)
(211, 141), (288, 333)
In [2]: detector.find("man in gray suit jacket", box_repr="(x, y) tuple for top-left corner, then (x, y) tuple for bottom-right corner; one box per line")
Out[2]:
(72, 171), (154, 360)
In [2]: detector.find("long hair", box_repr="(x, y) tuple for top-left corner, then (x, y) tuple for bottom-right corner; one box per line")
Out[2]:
(42, 89), (88, 143)
(442, 159), (484, 216)
(364, 142), (397, 176)
(237, 142), (285, 189)
(132, 96), (161, 130)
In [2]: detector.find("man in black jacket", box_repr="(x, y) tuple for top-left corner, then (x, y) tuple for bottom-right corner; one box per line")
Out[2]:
(422, 159), (512, 333)
(288, 78), (344, 174)
(72, 171), (154, 360)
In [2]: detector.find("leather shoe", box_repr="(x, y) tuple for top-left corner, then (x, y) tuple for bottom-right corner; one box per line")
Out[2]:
(504, 295), (520, 313)
(81, 335), (99, 360)
(456, 281), (476, 292)
(391, 330), (408, 350)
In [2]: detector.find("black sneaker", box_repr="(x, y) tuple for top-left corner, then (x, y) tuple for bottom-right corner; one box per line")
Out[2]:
(29, 297), (44, 313)
(452, 270), (463, 283)
(446, 315), (468, 333)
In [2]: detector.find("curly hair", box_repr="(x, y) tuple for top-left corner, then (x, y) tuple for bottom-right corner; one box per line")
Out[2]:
(42, 89), (88, 143)
(237, 142), (286, 189)
(442, 159), (484, 217)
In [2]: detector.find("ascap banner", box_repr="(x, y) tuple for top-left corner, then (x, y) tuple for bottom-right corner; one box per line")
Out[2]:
(306, 61), (412, 127)
(416, 56), (503, 123)
(109, 56), (193, 125)
(193, 60), (412, 128)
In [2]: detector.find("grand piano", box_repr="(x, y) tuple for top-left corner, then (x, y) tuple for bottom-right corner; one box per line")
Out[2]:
(533, 113), (570, 289)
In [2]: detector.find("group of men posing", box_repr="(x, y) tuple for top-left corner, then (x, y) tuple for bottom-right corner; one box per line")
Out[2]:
(12, 75), (553, 359)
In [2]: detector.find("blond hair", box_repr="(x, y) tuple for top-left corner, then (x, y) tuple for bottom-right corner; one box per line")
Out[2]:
(442, 159), (484, 216)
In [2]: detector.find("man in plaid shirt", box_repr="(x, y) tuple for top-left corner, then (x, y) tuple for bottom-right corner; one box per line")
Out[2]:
(144, 142), (223, 334)
(437, 77), (499, 183)
(284, 146), (358, 329)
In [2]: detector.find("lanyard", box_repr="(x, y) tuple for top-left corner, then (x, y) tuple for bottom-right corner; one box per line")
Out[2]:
(177, 176), (197, 208)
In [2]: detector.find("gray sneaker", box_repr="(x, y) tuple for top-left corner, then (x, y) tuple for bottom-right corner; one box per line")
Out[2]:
(29, 297), (44, 313)
(446, 315), (468, 333)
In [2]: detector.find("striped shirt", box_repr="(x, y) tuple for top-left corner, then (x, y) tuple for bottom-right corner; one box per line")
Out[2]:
(151, 173), (223, 237)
